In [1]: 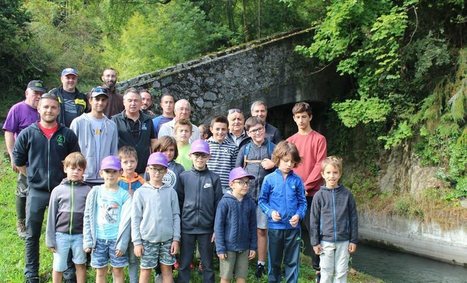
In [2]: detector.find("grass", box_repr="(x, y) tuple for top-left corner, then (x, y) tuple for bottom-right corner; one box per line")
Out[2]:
(0, 135), (381, 282)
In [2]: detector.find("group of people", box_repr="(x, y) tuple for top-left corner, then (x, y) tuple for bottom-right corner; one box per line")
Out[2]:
(3, 67), (358, 283)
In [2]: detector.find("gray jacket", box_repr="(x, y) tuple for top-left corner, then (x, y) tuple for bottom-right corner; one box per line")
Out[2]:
(70, 113), (118, 183)
(310, 185), (358, 246)
(83, 186), (132, 253)
(131, 183), (181, 245)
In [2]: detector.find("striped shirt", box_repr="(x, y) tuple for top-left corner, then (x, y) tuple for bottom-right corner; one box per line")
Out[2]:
(207, 138), (238, 192)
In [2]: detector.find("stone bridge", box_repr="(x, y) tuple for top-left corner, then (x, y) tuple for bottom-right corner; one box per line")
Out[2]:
(118, 28), (348, 137)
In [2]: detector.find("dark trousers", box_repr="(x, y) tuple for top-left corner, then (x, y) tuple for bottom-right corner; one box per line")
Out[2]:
(303, 196), (320, 271)
(177, 233), (214, 283)
(267, 229), (301, 283)
(24, 189), (50, 279)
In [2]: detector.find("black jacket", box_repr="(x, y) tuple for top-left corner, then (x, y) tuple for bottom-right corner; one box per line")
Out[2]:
(176, 167), (223, 234)
(13, 123), (80, 192)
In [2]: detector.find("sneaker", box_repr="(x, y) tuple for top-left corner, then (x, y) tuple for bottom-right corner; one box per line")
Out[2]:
(17, 219), (26, 239)
(255, 263), (265, 279)
(25, 277), (40, 283)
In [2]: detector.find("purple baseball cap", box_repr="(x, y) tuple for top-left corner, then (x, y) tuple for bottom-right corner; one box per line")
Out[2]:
(100, 156), (121, 171)
(147, 152), (169, 168)
(229, 167), (255, 183)
(190, 139), (210, 155)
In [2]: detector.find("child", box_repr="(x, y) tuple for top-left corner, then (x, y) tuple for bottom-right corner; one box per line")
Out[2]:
(207, 116), (238, 193)
(154, 136), (185, 191)
(235, 116), (275, 278)
(310, 156), (358, 283)
(117, 146), (144, 283)
(46, 152), (91, 283)
(132, 152), (181, 283)
(176, 139), (223, 283)
(258, 141), (307, 283)
(198, 123), (212, 140)
(214, 167), (257, 283)
(83, 155), (132, 283)
(174, 119), (193, 170)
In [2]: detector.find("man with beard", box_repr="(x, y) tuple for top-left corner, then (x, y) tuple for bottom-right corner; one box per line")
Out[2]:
(101, 68), (124, 117)
(3, 80), (46, 238)
(14, 93), (80, 283)
(140, 89), (156, 117)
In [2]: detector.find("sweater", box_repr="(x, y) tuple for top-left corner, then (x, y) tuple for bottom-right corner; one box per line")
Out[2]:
(214, 193), (257, 254)
(310, 185), (358, 246)
(258, 169), (307, 230)
(46, 179), (91, 248)
(131, 183), (181, 245)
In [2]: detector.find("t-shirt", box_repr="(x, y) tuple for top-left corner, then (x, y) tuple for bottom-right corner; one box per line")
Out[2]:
(95, 187), (130, 240)
(2, 101), (39, 136)
(38, 123), (59, 139)
(152, 115), (173, 138)
(176, 143), (192, 170)
(61, 91), (79, 127)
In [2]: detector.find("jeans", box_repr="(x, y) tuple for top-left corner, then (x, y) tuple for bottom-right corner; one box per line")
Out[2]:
(24, 189), (50, 279)
(267, 229), (301, 283)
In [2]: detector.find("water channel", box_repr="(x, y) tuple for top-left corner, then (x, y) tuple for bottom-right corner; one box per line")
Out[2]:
(352, 244), (467, 283)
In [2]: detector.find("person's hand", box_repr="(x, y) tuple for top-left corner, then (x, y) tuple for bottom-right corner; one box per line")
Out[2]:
(84, 247), (91, 253)
(289, 214), (300, 227)
(218, 253), (227, 260)
(115, 249), (123, 257)
(134, 245), (144, 257)
(48, 247), (56, 253)
(348, 243), (357, 253)
(271, 211), (281, 222)
(313, 245), (323, 255)
(211, 233), (215, 242)
(10, 158), (18, 173)
(248, 250), (256, 260)
(171, 240), (180, 255)
(261, 159), (275, 170)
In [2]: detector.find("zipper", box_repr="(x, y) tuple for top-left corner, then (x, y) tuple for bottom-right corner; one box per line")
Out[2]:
(332, 189), (337, 241)
(69, 182), (75, 234)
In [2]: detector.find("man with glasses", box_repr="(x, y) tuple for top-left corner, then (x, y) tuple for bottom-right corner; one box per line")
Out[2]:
(70, 87), (119, 185)
(13, 93), (80, 283)
(49, 68), (89, 127)
(226, 108), (251, 148)
(250, 100), (282, 144)
(3, 80), (46, 239)
(112, 88), (157, 175)
(158, 99), (200, 143)
(101, 68), (124, 117)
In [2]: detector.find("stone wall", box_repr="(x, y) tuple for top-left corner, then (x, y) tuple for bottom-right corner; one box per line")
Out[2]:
(117, 28), (347, 124)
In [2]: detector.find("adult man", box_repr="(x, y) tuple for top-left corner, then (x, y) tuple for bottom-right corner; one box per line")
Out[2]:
(152, 93), (175, 138)
(101, 67), (124, 117)
(112, 88), (157, 174)
(49, 68), (88, 127)
(287, 102), (327, 281)
(3, 80), (45, 238)
(158, 99), (200, 143)
(140, 88), (155, 117)
(70, 86), (119, 185)
(250, 100), (282, 144)
(13, 93), (80, 283)
(226, 108), (250, 148)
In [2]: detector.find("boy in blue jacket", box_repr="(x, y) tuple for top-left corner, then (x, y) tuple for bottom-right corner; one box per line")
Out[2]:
(215, 167), (257, 283)
(258, 141), (307, 283)
(310, 156), (358, 283)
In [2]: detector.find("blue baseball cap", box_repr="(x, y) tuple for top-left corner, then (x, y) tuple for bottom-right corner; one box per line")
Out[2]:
(61, 68), (78, 77)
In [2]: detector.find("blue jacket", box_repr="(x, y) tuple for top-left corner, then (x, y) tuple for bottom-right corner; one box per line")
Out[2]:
(310, 185), (358, 245)
(214, 193), (257, 254)
(258, 169), (307, 230)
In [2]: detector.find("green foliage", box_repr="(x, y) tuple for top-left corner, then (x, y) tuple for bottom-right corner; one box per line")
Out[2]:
(332, 97), (391, 127)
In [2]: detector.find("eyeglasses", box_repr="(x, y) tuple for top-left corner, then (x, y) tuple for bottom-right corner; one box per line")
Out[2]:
(228, 108), (243, 115)
(103, 169), (119, 174)
(249, 127), (264, 134)
(148, 167), (166, 173)
(233, 180), (250, 186)
(192, 153), (209, 159)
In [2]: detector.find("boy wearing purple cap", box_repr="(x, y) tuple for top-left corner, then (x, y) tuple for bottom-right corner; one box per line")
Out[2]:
(214, 167), (257, 283)
(176, 139), (223, 283)
(83, 156), (131, 283)
(132, 152), (181, 283)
